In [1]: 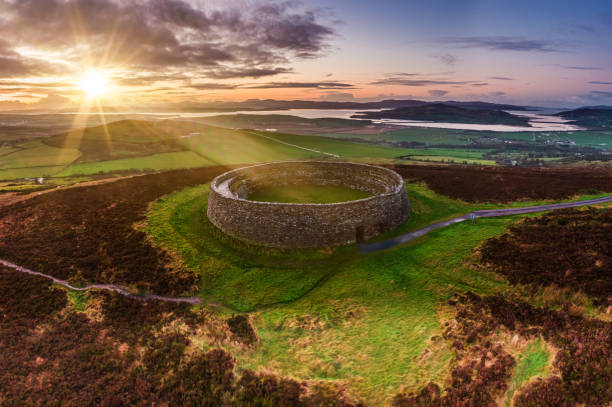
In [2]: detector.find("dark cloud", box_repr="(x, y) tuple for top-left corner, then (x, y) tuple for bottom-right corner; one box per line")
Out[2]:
(113, 74), (190, 86)
(370, 78), (474, 86)
(431, 54), (457, 66)
(558, 65), (601, 70)
(589, 81), (612, 85)
(0, 0), (335, 79)
(248, 3), (334, 53)
(246, 81), (355, 89)
(489, 76), (514, 80)
(206, 67), (293, 79)
(428, 89), (448, 97)
(0, 40), (64, 77)
(436, 36), (564, 52)
(471, 83), (489, 87)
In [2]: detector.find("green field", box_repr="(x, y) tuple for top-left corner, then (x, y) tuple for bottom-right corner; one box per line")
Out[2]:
(56, 151), (213, 176)
(0, 140), (80, 179)
(256, 131), (414, 159)
(178, 127), (321, 164)
(43, 120), (185, 163)
(318, 127), (472, 146)
(1, 118), (609, 183)
(248, 185), (371, 203)
(406, 155), (496, 165)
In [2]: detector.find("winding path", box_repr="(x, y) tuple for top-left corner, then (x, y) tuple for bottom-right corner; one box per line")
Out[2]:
(1, 195), (610, 302)
(244, 131), (340, 158)
(359, 195), (612, 253)
(0, 259), (201, 304)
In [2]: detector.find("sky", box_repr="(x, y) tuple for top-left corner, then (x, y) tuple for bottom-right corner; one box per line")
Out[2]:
(0, 0), (611, 110)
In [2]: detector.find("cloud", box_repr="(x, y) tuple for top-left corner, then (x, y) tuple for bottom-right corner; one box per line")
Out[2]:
(557, 65), (601, 70)
(206, 67), (293, 79)
(489, 76), (514, 80)
(590, 90), (612, 98)
(0, 93), (72, 110)
(246, 81), (355, 89)
(318, 92), (356, 102)
(471, 83), (489, 87)
(0, 0), (336, 80)
(188, 83), (237, 90)
(431, 54), (457, 66)
(0, 40), (63, 77)
(370, 78), (474, 86)
(428, 90), (448, 97)
(436, 36), (564, 52)
(465, 91), (507, 101)
(589, 81), (612, 85)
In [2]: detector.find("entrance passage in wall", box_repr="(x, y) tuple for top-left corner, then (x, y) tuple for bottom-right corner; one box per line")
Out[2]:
(355, 225), (365, 243)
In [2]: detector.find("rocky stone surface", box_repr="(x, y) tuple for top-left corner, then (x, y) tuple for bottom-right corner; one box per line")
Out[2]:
(207, 161), (410, 248)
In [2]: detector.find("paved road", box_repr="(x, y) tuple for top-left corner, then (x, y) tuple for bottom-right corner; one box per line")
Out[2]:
(0, 258), (202, 304)
(359, 195), (612, 253)
(2, 195), (610, 298)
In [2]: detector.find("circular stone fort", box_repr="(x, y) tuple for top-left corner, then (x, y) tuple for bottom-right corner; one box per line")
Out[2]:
(207, 161), (410, 249)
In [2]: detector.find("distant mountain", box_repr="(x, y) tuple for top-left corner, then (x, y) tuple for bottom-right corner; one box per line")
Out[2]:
(350, 103), (532, 126)
(5, 98), (534, 114)
(555, 107), (612, 129)
(144, 99), (533, 113)
(436, 101), (535, 111)
(580, 105), (612, 110)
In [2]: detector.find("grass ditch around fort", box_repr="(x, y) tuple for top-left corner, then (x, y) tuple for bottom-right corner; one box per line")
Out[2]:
(140, 180), (609, 404)
(142, 181), (553, 403)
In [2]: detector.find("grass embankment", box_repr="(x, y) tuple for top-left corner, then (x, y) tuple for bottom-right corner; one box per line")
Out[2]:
(143, 182), (520, 404)
(248, 184), (371, 203)
(504, 338), (552, 406)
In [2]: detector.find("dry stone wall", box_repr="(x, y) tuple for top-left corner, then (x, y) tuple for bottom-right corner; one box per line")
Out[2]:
(207, 161), (410, 248)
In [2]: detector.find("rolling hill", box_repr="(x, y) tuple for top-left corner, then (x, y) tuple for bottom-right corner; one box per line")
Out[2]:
(351, 103), (531, 126)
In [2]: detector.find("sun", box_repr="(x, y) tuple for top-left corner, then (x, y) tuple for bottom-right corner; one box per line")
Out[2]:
(78, 69), (110, 98)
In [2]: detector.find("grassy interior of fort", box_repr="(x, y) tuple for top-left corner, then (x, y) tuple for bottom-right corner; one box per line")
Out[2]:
(141, 181), (609, 404)
(247, 184), (372, 203)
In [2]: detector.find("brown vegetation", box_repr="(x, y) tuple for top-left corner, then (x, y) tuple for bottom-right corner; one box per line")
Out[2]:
(481, 208), (611, 306)
(0, 266), (365, 406)
(388, 164), (612, 202)
(394, 292), (611, 407)
(0, 166), (233, 296)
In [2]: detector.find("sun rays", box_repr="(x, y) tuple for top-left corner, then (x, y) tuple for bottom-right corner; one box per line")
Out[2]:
(78, 69), (110, 99)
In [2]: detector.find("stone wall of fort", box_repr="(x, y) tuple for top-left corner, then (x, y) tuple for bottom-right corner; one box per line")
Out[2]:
(207, 161), (410, 248)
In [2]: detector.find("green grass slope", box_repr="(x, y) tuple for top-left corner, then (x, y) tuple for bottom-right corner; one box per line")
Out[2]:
(142, 181), (521, 403)
(56, 151), (213, 176)
(44, 120), (186, 163)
